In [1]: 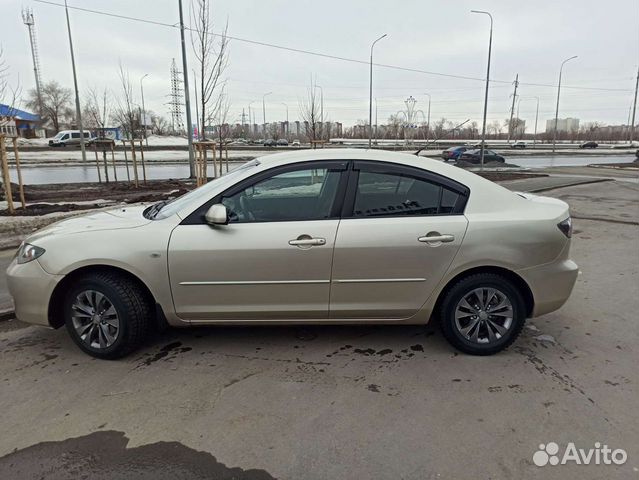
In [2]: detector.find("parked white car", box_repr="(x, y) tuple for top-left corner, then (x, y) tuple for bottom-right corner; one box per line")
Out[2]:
(7, 149), (578, 358)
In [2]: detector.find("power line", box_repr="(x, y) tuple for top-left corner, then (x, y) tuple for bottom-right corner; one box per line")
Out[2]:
(34, 0), (634, 93)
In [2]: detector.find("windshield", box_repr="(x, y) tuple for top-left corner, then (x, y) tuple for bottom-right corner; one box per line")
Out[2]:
(52, 132), (65, 140)
(151, 159), (260, 220)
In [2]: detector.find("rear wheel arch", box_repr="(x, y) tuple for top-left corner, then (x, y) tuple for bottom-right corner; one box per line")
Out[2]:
(48, 264), (158, 329)
(432, 266), (534, 319)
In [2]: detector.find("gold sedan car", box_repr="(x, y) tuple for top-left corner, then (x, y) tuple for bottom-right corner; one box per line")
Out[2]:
(7, 149), (578, 358)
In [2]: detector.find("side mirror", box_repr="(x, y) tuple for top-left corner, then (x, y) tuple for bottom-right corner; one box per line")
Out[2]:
(204, 203), (229, 225)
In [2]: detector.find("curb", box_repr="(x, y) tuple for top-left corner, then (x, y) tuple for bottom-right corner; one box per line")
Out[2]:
(526, 178), (613, 193)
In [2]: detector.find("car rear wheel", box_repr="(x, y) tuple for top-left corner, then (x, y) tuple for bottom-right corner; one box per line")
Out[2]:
(64, 272), (152, 359)
(439, 273), (526, 355)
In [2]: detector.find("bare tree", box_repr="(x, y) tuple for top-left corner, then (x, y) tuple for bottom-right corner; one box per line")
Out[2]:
(111, 62), (138, 139)
(213, 94), (231, 146)
(0, 46), (22, 121)
(83, 86), (109, 133)
(299, 78), (321, 146)
(190, 0), (229, 141)
(25, 80), (71, 133)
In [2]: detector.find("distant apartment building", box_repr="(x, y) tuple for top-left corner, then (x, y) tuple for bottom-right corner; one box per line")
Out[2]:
(546, 117), (580, 133)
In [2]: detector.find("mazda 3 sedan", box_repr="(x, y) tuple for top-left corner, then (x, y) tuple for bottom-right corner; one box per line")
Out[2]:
(7, 149), (578, 358)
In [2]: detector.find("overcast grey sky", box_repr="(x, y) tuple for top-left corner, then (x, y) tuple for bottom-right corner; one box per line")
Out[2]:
(2, 0), (638, 129)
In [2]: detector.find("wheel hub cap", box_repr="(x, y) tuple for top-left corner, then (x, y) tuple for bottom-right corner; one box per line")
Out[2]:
(453, 287), (514, 345)
(71, 290), (120, 349)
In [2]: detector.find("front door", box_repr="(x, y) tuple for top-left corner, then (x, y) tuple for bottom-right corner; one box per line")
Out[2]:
(330, 162), (469, 319)
(168, 161), (347, 321)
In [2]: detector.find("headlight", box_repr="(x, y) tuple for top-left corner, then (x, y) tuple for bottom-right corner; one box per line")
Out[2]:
(16, 243), (46, 264)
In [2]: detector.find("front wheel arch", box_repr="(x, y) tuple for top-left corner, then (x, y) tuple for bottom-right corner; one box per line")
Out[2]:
(48, 265), (157, 329)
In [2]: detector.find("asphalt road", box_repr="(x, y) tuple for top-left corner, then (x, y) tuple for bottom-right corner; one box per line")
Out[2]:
(0, 181), (637, 479)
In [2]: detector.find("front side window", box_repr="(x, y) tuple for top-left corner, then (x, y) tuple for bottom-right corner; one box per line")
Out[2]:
(352, 170), (461, 217)
(222, 167), (341, 223)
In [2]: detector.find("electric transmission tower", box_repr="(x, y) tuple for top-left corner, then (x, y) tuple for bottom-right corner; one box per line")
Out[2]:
(168, 58), (185, 134)
(22, 7), (44, 118)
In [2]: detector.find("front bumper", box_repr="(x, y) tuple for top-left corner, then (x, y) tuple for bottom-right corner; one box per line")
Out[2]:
(6, 257), (62, 327)
(517, 258), (579, 317)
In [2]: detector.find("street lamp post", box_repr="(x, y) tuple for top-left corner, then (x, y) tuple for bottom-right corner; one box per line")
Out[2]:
(281, 102), (289, 138)
(471, 10), (493, 170)
(262, 92), (272, 137)
(369, 34), (387, 148)
(140, 74), (149, 146)
(552, 55), (578, 153)
(423, 93), (431, 142)
(374, 97), (378, 144)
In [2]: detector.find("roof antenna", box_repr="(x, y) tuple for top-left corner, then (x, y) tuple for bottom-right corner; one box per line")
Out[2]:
(414, 119), (471, 156)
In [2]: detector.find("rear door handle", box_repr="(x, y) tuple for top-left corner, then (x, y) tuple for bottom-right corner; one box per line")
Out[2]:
(418, 233), (455, 243)
(289, 237), (326, 247)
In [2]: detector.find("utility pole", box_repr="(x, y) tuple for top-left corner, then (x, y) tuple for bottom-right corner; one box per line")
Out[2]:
(281, 103), (289, 139)
(507, 74), (519, 143)
(630, 66), (638, 143)
(64, 0), (86, 163)
(368, 34), (387, 148)
(192, 69), (200, 142)
(178, 0), (195, 177)
(140, 74), (149, 146)
(262, 92), (272, 137)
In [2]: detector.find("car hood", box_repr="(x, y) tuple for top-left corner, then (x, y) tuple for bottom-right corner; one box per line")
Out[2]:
(26, 205), (151, 243)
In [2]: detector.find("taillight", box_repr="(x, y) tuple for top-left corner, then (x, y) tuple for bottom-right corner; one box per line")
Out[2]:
(557, 217), (572, 238)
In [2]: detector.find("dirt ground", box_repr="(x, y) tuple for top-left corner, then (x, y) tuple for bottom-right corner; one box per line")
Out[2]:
(1, 179), (192, 216)
(0, 180), (637, 479)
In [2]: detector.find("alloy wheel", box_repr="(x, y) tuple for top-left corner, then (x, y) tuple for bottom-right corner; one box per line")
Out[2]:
(454, 287), (513, 344)
(71, 290), (120, 349)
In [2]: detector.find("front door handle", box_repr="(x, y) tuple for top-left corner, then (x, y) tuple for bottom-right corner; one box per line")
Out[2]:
(418, 233), (455, 243)
(289, 235), (326, 247)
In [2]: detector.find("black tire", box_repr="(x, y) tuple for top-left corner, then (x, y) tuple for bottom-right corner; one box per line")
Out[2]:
(439, 273), (526, 355)
(64, 272), (152, 359)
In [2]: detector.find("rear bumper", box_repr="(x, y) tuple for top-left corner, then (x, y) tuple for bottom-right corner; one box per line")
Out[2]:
(6, 258), (62, 327)
(517, 259), (579, 317)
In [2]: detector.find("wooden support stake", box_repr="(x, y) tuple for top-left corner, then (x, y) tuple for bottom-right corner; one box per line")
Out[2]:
(225, 144), (229, 173)
(93, 142), (102, 183)
(110, 143), (118, 181)
(138, 139), (147, 184)
(0, 136), (15, 215)
(11, 137), (26, 208)
(130, 140), (139, 188)
(122, 140), (131, 182)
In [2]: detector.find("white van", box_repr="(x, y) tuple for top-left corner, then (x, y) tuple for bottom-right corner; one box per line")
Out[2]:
(48, 130), (94, 147)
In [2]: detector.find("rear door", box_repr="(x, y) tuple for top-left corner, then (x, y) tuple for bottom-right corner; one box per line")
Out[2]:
(329, 161), (469, 320)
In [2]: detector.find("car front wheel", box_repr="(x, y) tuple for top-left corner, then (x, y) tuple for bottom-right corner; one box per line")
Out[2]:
(64, 272), (152, 359)
(439, 273), (526, 355)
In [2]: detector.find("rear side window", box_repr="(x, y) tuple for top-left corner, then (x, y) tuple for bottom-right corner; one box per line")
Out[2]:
(352, 171), (462, 217)
(71, 132), (80, 139)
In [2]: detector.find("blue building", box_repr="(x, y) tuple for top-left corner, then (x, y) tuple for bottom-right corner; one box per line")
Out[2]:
(0, 104), (42, 138)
